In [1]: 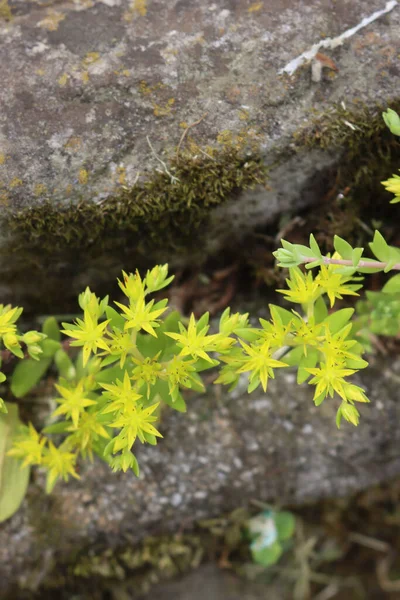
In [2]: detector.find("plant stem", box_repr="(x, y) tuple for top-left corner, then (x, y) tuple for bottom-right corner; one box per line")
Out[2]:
(303, 257), (400, 271)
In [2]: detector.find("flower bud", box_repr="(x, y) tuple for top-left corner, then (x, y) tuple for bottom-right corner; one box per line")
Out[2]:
(3, 333), (19, 348)
(28, 344), (43, 358)
(22, 331), (43, 345)
(340, 403), (360, 427)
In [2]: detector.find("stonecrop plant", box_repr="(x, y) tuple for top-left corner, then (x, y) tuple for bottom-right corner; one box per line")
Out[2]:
(0, 108), (399, 522)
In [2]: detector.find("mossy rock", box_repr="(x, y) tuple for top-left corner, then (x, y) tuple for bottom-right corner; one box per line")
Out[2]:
(1, 0), (400, 311)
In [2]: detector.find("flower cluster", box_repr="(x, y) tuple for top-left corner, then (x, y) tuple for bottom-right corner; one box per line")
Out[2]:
(0, 305), (46, 413)
(6, 257), (374, 491)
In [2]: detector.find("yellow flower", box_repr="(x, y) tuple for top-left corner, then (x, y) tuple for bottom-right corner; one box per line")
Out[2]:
(61, 311), (110, 366)
(319, 323), (362, 364)
(111, 402), (162, 450)
(54, 381), (97, 427)
(7, 423), (47, 468)
(115, 297), (167, 337)
(316, 264), (360, 307)
(381, 172), (400, 204)
(101, 371), (142, 414)
(277, 268), (320, 305)
(290, 315), (323, 355)
(131, 355), (162, 397)
(66, 412), (110, 459)
(237, 340), (288, 392)
(0, 304), (22, 338)
(105, 329), (133, 367)
(307, 360), (356, 401)
(43, 442), (80, 492)
(166, 313), (233, 363)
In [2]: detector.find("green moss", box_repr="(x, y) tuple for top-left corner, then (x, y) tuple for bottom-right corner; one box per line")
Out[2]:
(295, 99), (400, 204)
(293, 99), (400, 247)
(0, 133), (266, 314)
(0, 0), (12, 20)
(64, 508), (249, 597)
(6, 142), (266, 259)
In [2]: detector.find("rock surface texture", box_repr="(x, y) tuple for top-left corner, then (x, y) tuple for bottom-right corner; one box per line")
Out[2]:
(0, 0), (399, 309)
(2, 1), (400, 596)
(2, 350), (400, 597)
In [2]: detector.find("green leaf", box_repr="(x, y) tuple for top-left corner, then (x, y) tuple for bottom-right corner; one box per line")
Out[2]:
(105, 306), (125, 330)
(54, 349), (76, 380)
(162, 390), (187, 412)
(384, 258), (398, 273)
(186, 371), (205, 393)
(314, 392), (325, 406)
(247, 377), (260, 393)
(136, 332), (165, 359)
(336, 405), (343, 428)
(94, 364), (125, 385)
(351, 247), (364, 267)
(268, 304), (294, 327)
(252, 541), (283, 567)
(10, 358), (52, 398)
(305, 259), (323, 270)
(41, 338), (61, 359)
(369, 231), (391, 262)
(42, 316), (61, 342)
(131, 454), (140, 477)
(0, 404), (30, 522)
(314, 297), (328, 323)
(235, 328), (260, 342)
(99, 354), (120, 368)
(322, 308), (354, 334)
(196, 312), (209, 332)
(297, 349), (319, 384)
(162, 311), (182, 334)
(382, 274), (400, 294)
(274, 511), (296, 541)
(43, 421), (71, 434)
(193, 357), (219, 372)
(143, 431), (157, 445)
(152, 380), (187, 412)
(333, 236), (353, 260)
(383, 108), (400, 136)
(345, 357), (369, 370)
(309, 234), (322, 258)
(283, 346), (304, 367)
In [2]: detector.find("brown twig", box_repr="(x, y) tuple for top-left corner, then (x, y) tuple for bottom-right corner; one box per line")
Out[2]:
(176, 113), (208, 159)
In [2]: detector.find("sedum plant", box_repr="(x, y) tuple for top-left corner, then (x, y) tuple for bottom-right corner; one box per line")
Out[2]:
(0, 108), (399, 521)
(5, 261), (370, 495)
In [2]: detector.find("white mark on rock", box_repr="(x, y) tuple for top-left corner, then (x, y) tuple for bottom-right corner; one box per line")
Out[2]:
(282, 420), (294, 432)
(233, 457), (243, 469)
(194, 490), (207, 499)
(279, 0), (398, 76)
(302, 424), (313, 435)
(98, 0), (121, 5)
(47, 128), (74, 150)
(171, 493), (182, 507)
(29, 42), (49, 55)
(85, 108), (96, 123)
(251, 398), (272, 411)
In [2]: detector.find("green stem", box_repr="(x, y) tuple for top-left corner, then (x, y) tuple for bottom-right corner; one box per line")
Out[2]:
(303, 256), (400, 271)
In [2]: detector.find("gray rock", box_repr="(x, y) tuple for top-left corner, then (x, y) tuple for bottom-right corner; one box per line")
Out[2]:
(137, 564), (285, 600)
(0, 0), (399, 309)
(1, 344), (400, 597)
